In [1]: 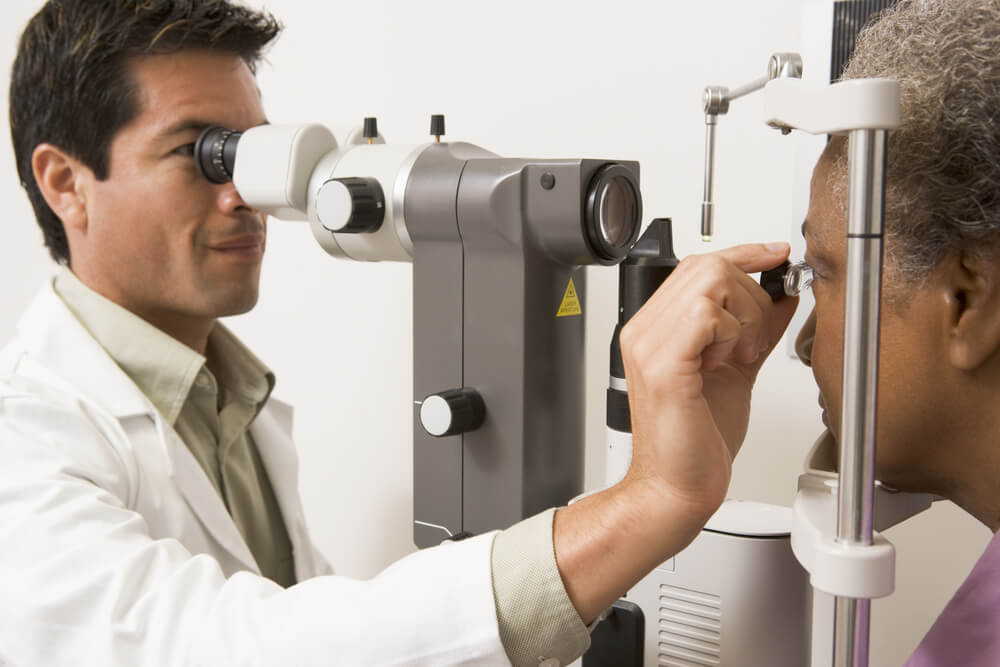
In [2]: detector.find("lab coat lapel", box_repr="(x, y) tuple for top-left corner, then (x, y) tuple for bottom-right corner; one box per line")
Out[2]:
(250, 398), (323, 580)
(17, 282), (261, 574)
(14, 279), (150, 418)
(158, 420), (261, 574)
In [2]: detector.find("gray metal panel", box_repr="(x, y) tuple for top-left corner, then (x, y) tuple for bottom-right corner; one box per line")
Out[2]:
(408, 146), (639, 541)
(457, 159), (594, 532)
(405, 142), (495, 547)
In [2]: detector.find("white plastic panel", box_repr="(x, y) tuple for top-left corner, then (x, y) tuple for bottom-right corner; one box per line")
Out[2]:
(310, 143), (427, 263)
(629, 503), (810, 666)
(791, 477), (896, 599)
(604, 427), (633, 488)
(233, 124), (338, 220)
(763, 77), (901, 136)
(705, 500), (792, 537)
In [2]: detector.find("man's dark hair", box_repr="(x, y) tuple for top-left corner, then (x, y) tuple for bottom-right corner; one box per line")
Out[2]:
(9, 0), (282, 264)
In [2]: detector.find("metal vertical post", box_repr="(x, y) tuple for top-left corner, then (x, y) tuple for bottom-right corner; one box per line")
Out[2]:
(832, 129), (888, 667)
(701, 115), (718, 240)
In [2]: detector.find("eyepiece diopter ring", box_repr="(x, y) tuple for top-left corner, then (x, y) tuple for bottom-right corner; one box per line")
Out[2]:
(194, 126), (243, 184)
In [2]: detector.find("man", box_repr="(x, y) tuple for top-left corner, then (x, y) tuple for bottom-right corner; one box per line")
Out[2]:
(794, 1), (1000, 664)
(1, 1), (794, 665)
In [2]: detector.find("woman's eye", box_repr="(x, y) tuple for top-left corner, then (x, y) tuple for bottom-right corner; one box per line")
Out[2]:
(173, 143), (195, 158)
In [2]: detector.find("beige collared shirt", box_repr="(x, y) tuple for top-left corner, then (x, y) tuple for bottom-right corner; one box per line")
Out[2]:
(54, 267), (588, 666)
(54, 268), (295, 588)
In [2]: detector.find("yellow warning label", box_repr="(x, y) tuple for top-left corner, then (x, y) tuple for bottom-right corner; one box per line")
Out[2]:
(557, 277), (583, 317)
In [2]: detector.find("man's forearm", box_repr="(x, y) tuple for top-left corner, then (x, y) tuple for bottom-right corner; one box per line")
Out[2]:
(552, 477), (714, 624)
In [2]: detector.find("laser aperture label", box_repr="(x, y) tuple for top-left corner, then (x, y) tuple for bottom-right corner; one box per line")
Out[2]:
(557, 277), (582, 317)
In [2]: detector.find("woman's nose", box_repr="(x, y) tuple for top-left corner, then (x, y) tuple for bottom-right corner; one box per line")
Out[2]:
(795, 309), (816, 366)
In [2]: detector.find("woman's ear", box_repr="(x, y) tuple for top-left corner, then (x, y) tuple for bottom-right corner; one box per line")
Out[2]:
(942, 249), (1000, 370)
(31, 143), (90, 234)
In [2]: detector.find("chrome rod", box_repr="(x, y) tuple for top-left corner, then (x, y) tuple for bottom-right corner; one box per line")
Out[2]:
(726, 75), (769, 102)
(701, 115), (718, 240)
(698, 53), (802, 241)
(833, 129), (888, 667)
(834, 597), (871, 666)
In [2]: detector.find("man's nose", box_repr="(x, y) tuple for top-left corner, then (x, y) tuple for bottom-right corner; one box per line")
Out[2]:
(795, 309), (816, 366)
(216, 181), (256, 216)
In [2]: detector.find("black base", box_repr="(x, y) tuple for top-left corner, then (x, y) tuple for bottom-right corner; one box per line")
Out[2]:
(582, 599), (644, 667)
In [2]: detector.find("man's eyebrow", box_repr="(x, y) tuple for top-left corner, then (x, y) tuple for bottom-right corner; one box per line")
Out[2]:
(159, 119), (272, 138)
(160, 119), (214, 138)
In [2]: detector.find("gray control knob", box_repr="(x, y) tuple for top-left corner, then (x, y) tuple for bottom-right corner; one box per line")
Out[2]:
(316, 176), (385, 234)
(420, 388), (486, 437)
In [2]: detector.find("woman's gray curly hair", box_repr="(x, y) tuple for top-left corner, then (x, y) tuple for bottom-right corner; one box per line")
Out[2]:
(832, 0), (1000, 283)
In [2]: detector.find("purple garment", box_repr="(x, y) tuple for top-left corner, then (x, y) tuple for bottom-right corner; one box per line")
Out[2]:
(905, 529), (1000, 666)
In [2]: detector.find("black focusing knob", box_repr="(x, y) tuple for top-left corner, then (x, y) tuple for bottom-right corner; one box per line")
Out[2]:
(363, 117), (379, 140)
(430, 114), (446, 138)
(760, 260), (791, 301)
(315, 176), (385, 234)
(420, 388), (486, 437)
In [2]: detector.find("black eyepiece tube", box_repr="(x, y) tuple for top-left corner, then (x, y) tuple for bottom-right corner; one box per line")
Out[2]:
(194, 126), (243, 184)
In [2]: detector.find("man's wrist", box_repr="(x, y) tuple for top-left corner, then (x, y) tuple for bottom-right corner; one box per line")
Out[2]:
(552, 479), (717, 625)
(615, 473), (720, 542)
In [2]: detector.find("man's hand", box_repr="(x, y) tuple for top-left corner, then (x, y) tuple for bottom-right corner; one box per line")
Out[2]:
(553, 243), (796, 624)
(620, 243), (798, 520)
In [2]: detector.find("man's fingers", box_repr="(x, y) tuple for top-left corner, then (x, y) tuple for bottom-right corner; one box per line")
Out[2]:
(622, 241), (797, 379)
(745, 293), (800, 375)
(701, 308), (744, 370)
(713, 242), (790, 274)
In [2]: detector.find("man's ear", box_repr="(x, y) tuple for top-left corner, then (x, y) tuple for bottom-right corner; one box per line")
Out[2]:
(31, 143), (91, 233)
(942, 249), (1000, 370)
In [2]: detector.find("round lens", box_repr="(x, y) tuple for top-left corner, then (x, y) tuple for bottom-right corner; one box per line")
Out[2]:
(784, 261), (815, 296)
(584, 163), (643, 264)
(599, 176), (638, 248)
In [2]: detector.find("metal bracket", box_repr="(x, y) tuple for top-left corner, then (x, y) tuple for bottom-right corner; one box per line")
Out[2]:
(700, 53), (803, 240)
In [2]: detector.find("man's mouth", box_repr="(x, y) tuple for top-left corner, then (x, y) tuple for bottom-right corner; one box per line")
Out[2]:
(209, 234), (265, 258)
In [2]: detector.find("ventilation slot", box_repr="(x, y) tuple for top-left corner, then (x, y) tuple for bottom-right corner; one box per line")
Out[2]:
(657, 584), (722, 667)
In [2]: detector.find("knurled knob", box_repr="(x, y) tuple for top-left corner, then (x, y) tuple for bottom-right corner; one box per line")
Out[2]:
(316, 176), (385, 234)
(420, 388), (486, 437)
(430, 114), (446, 138)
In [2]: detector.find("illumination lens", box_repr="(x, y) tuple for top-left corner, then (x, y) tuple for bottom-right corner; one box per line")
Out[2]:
(599, 176), (638, 248)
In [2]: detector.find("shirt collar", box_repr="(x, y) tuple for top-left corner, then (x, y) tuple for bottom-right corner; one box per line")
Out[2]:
(53, 267), (273, 424)
(206, 321), (275, 409)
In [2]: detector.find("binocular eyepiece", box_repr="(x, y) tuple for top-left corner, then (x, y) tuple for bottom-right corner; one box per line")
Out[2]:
(194, 126), (242, 184)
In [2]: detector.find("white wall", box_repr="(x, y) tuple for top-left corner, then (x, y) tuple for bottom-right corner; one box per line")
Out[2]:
(0, 1), (989, 664)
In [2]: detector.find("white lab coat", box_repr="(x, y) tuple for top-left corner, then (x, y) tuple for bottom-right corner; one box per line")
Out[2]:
(0, 281), (509, 667)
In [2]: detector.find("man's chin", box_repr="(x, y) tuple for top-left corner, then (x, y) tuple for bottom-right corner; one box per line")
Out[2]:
(205, 289), (260, 318)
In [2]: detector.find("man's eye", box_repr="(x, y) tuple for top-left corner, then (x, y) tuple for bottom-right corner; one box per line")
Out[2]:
(173, 143), (195, 158)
